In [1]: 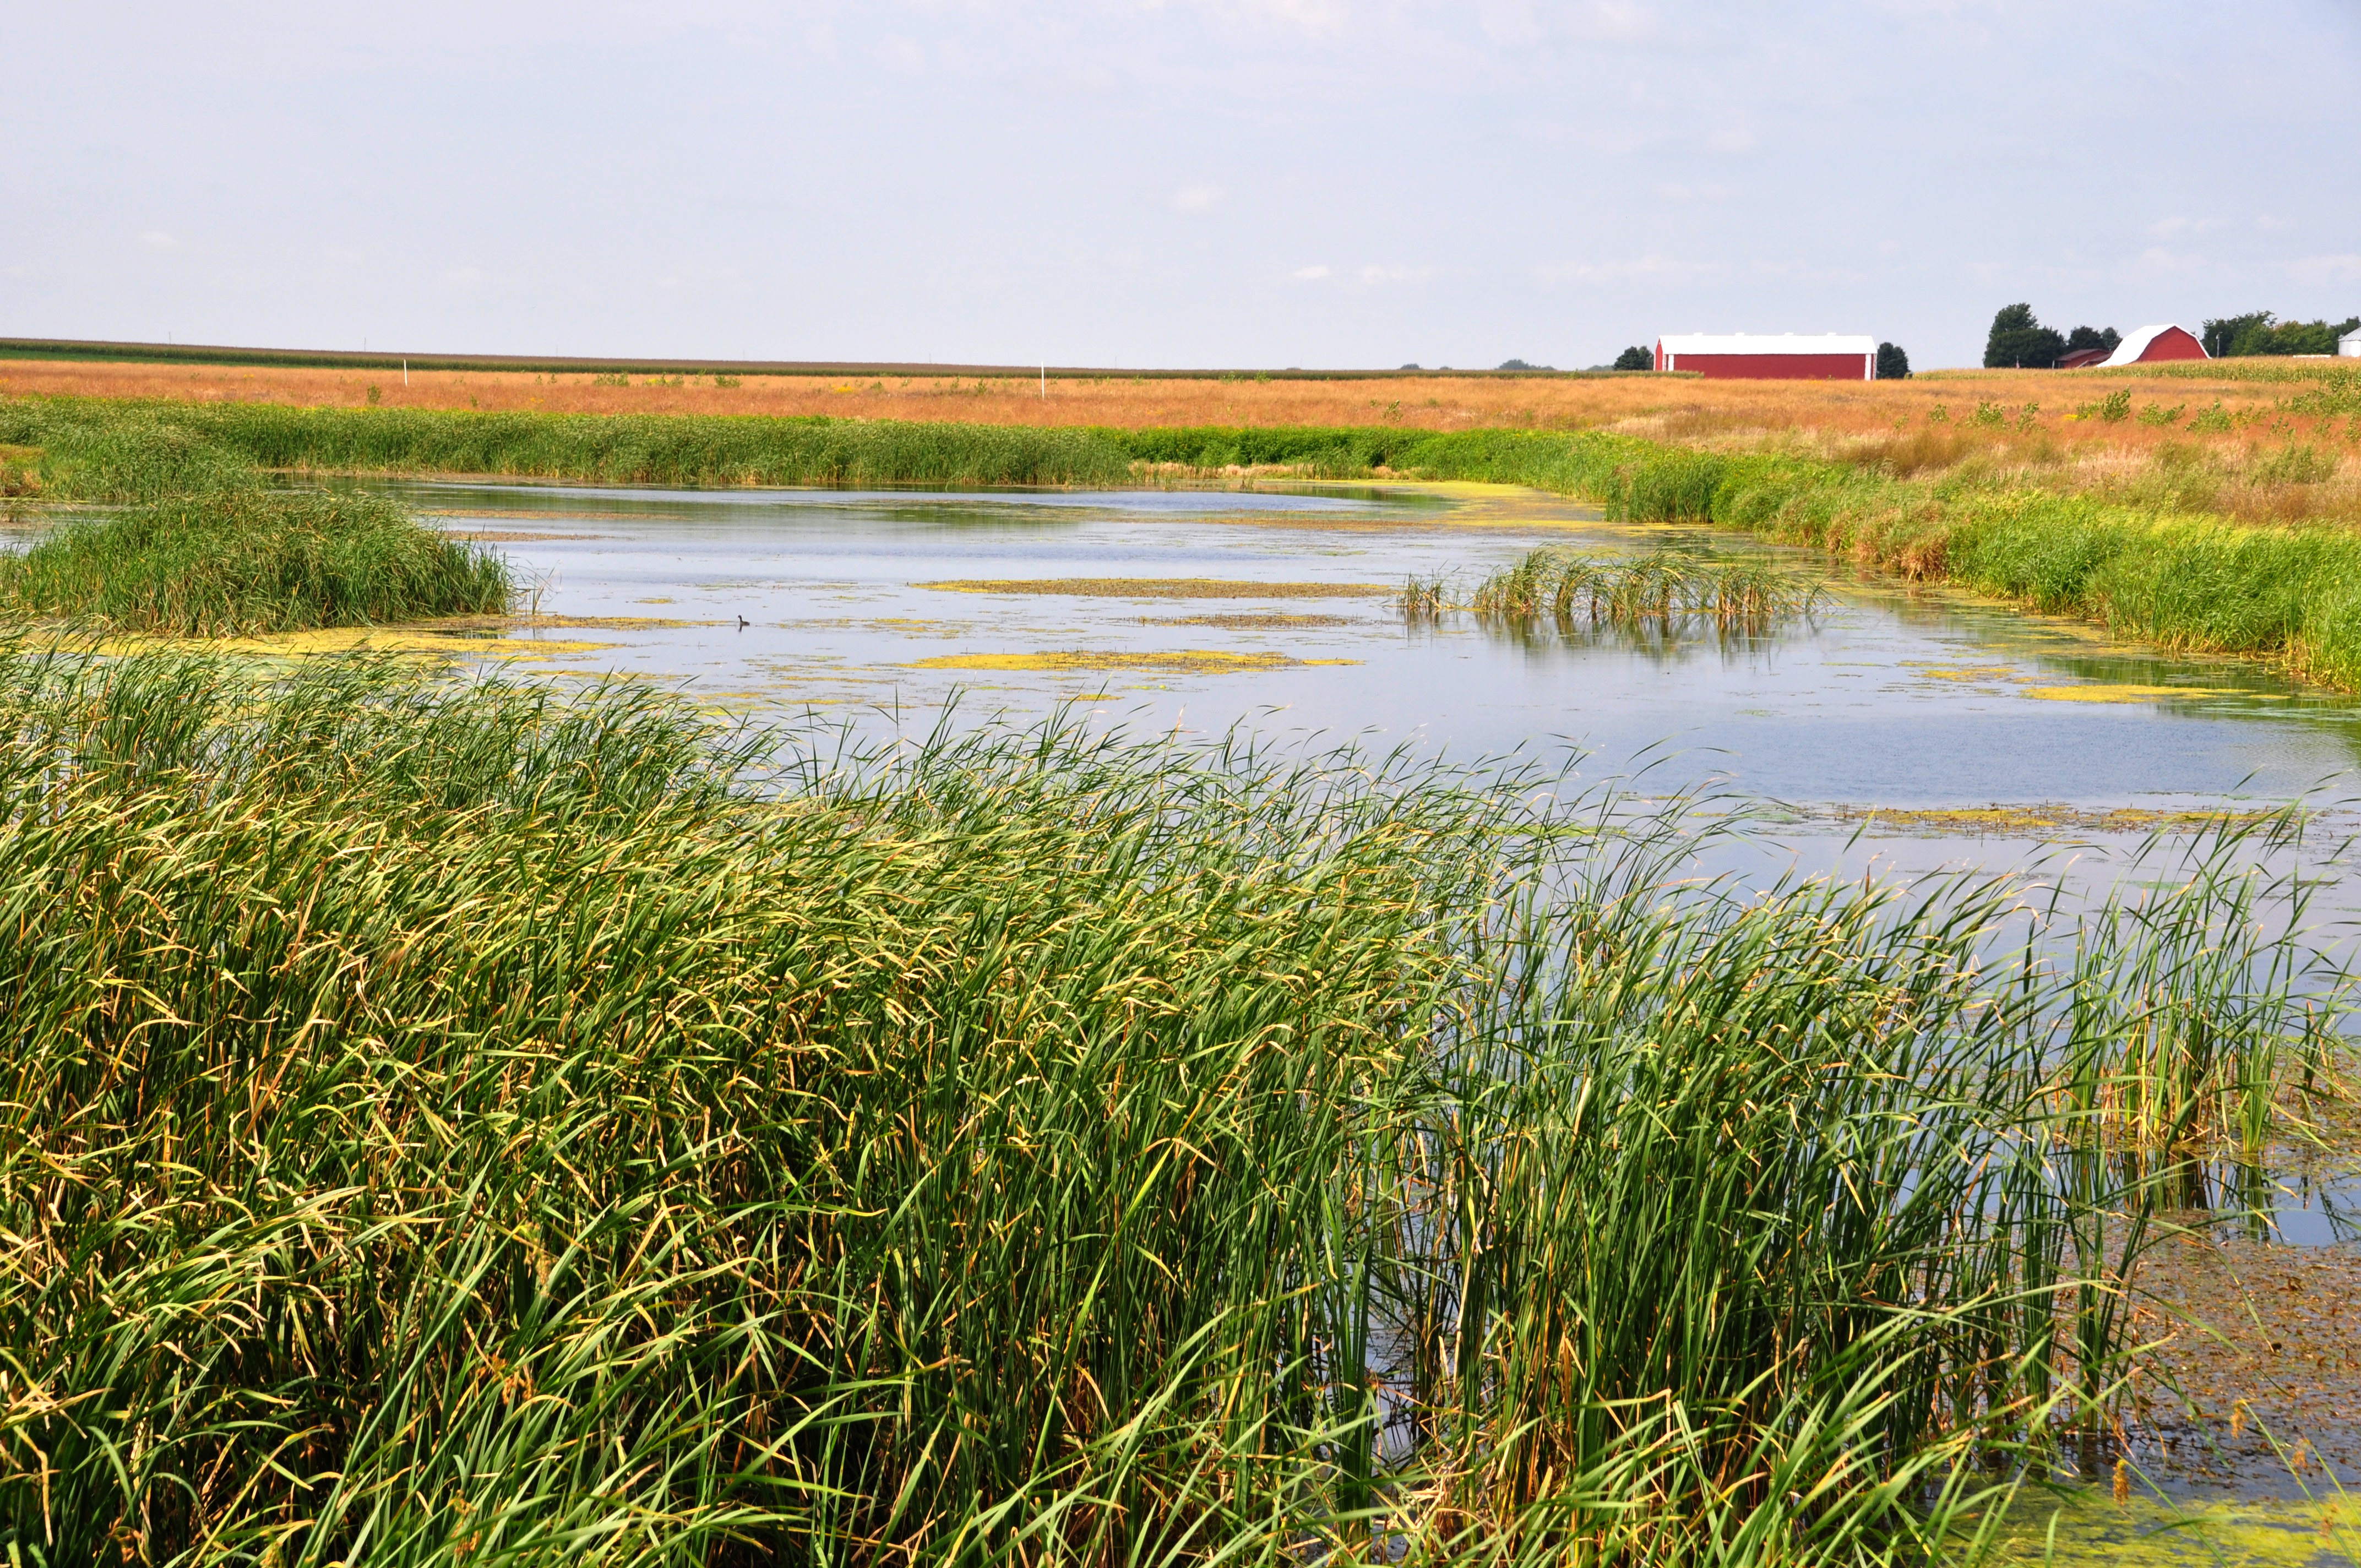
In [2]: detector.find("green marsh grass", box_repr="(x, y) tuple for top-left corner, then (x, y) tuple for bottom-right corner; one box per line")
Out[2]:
(0, 488), (510, 635)
(0, 639), (2347, 1565)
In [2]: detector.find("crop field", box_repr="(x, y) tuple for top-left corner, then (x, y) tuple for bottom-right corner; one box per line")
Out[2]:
(7, 355), (2355, 531)
(6, 389), (2361, 1565)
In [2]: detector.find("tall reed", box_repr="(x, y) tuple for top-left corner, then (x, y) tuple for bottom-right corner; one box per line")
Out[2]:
(1, 641), (2342, 1565)
(0, 488), (510, 634)
(1468, 543), (1820, 630)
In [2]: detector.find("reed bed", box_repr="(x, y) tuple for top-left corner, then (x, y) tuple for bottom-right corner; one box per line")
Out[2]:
(0, 402), (511, 635)
(1468, 543), (1821, 630)
(0, 639), (2345, 1566)
(0, 488), (509, 634)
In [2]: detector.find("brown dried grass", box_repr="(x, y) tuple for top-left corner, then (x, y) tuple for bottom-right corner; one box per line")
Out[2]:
(6, 356), (2353, 521)
(0, 355), (2305, 439)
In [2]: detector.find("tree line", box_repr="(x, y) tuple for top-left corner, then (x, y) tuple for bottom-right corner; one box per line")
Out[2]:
(1985, 302), (2357, 367)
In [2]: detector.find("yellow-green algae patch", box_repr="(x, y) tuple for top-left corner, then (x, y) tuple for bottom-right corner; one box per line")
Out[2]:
(91, 624), (625, 662)
(918, 578), (1390, 600)
(1912, 664), (2043, 684)
(2026, 684), (2242, 704)
(398, 612), (723, 632)
(1149, 611), (1358, 630)
(1980, 1491), (2361, 1565)
(1828, 804), (2278, 836)
(909, 649), (1358, 674)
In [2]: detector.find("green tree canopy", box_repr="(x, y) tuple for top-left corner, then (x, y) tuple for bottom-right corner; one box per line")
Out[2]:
(1612, 345), (1653, 371)
(1984, 304), (2066, 368)
(2064, 325), (2120, 355)
(2205, 312), (2361, 356)
(1876, 342), (1911, 379)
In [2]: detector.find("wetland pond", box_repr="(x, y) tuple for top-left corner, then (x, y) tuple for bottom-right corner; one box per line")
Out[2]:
(372, 475), (2361, 1556)
(389, 476), (2361, 813)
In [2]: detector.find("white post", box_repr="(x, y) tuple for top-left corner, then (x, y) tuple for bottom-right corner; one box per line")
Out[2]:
(403, 358), (409, 386)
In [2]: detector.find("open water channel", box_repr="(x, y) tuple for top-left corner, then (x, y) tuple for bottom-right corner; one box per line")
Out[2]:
(373, 476), (2361, 1560)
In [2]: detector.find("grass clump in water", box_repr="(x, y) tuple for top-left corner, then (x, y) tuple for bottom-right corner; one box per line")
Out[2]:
(1464, 542), (1823, 631)
(0, 488), (510, 635)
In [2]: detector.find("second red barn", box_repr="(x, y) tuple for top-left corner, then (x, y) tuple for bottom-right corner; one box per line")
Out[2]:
(1655, 333), (1879, 379)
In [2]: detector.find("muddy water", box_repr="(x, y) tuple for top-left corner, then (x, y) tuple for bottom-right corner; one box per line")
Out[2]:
(360, 478), (2361, 1553)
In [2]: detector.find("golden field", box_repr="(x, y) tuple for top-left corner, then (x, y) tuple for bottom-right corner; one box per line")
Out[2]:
(6, 353), (2356, 525)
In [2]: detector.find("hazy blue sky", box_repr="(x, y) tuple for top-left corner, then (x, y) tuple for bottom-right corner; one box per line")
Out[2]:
(7, 1), (2358, 369)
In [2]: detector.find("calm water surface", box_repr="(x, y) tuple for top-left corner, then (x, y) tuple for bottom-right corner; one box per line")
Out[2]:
(386, 476), (2361, 814)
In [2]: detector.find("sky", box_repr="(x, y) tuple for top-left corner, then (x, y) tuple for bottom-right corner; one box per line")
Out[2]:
(6, 1), (2359, 371)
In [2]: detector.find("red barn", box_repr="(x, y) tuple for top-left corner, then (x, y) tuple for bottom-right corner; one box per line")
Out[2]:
(2097, 324), (2208, 367)
(1654, 333), (1878, 380)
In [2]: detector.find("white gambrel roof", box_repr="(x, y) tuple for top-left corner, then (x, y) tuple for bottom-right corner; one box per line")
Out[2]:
(1656, 333), (1876, 357)
(2100, 324), (2206, 367)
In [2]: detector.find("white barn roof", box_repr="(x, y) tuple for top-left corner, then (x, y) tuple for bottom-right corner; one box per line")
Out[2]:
(2341, 326), (2360, 357)
(1656, 333), (1876, 357)
(2100, 324), (2206, 368)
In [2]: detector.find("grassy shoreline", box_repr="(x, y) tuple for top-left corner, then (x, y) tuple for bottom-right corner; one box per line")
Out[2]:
(5, 393), (2361, 685)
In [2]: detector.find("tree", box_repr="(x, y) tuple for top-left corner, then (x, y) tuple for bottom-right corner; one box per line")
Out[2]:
(2064, 325), (2120, 355)
(2202, 312), (2273, 357)
(2205, 313), (2361, 356)
(1612, 345), (1654, 371)
(1876, 342), (1911, 380)
(1984, 304), (2066, 368)
(1495, 358), (1555, 371)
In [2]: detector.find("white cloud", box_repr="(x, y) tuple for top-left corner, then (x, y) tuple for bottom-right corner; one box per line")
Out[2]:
(1535, 254), (1723, 285)
(2289, 254), (2361, 284)
(2130, 247), (2205, 276)
(1479, 0), (1656, 45)
(1231, 0), (1348, 36)
(1706, 127), (1755, 153)
(1291, 264), (1331, 279)
(1167, 183), (1225, 214)
(875, 35), (925, 74)
(1655, 182), (1733, 203)
(442, 266), (487, 288)
(1357, 264), (1432, 284)
(137, 230), (178, 251)
(1564, 2), (1657, 42)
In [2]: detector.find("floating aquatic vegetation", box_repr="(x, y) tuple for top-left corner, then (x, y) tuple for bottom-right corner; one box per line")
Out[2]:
(909, 647), (1356, 673)
(2026, 683), (2242, 703)
(1149, 611), (1356, 629)
(921, 576), (1391, 599)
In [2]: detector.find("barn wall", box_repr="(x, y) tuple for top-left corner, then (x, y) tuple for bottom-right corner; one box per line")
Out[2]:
(1664, 353), (1874, 380)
